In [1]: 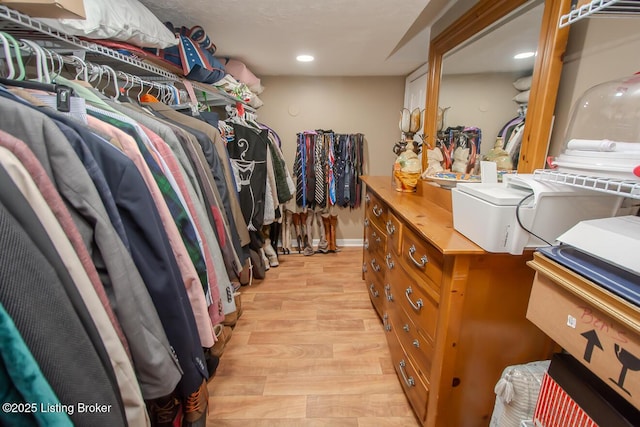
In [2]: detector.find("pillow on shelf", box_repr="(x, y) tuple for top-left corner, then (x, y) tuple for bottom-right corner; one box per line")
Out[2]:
(513, 75), (533, 91)
(223, 58), (263, 94)
(513, 90), (530, 104)
(37, 0), (177, 49)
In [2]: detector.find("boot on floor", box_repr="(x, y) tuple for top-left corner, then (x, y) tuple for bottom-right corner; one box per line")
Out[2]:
(264, 237), (279, 267)
(292, 212), (302, 253)
(260, 247), (270, 271)
(303, 210), (314, 256)
(317, 212), (329, 254)
(281, 210), (292, 255)
(329, 214), (341, 253)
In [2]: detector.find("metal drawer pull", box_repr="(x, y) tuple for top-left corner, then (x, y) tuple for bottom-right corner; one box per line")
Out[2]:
(384, 284), (393, 301)
(399, 360), (415, 387)
(364, 218), (370, 227)
(383, 313), (391, 331)
(370, 259), (381, 272)
(405, 286), (424, 311)
(385, 253), (395, 270)
(413, 339), (420, 348)
(386, 220), (396, 235)
(369, 283), (379, 298)
(403, 324), (410, 332)
(372, 205), (383, 217)
(364, 239), (369, 250)
(365, 194), (371, 204)
(408, 245), (428, 268)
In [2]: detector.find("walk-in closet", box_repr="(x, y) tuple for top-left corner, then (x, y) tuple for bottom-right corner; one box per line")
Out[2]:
(0, 0), (639, 426)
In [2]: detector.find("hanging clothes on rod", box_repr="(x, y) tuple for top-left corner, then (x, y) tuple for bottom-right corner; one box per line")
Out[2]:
(220, 103), (294, 268)
(0, 37), (267, 426)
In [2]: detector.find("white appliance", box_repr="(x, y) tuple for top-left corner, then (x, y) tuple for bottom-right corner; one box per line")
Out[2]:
(451, 175), (623, 254)
(556, 215), (640, 274)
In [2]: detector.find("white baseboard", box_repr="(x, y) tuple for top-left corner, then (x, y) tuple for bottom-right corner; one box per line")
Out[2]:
(284, 238), (364, 247)
(336, 238), (364, 247)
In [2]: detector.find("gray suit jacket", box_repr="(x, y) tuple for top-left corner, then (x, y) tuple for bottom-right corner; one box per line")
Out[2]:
(0, 197), (126, 426)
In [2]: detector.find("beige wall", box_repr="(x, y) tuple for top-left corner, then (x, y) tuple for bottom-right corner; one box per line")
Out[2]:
(440, 72), (524, 155)
(549, 18), (640, 158)
(257, 76), (406, 241)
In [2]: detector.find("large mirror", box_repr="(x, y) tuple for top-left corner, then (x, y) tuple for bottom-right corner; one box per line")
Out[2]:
(422, 0), (572, 174)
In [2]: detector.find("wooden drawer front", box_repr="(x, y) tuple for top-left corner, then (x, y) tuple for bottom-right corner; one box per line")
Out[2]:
(362, 247), (385, 284)
(386, 210), (403, 255)
(399, 225), (443, 299)
(392, 303), (435, 381)
(386, 313), (429, 422)
(364, 190), (387, 231)
(364, 220), (386, 259)
(388, 258), (439, 344)
(364, 271), (385, 319)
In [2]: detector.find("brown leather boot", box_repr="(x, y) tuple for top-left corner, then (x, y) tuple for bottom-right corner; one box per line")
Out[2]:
(303, 211), (314, 256)
(318, 214), (330, 254)
(329, 215), (340, 252)
(292, 212), (302, 253)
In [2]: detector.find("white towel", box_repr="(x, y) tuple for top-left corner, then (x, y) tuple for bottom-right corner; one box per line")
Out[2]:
(566, 139), (616, 152)
(566, 139), (640, 152)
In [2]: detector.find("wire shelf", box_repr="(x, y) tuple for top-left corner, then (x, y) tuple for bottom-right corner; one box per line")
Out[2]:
(559, 0), (640, 28)
(0, 5), (257, 110)
(0, 5), (180, 79)
(533, 169), (640, 199)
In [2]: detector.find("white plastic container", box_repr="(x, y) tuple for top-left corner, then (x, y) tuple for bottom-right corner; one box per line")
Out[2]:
(553, 74), (640, 181)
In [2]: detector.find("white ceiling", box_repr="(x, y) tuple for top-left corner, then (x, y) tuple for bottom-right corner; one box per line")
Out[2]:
(140, 0), (441, 77)
(139, 0), (544, 78)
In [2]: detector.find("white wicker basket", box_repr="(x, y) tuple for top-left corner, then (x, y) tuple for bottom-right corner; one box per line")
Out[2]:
(490, 360), (551, 427)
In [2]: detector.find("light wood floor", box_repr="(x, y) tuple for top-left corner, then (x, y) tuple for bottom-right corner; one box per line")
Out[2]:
(206, 247), (421, 426)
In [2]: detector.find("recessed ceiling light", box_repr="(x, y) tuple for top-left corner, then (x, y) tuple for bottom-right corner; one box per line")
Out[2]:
(514, 51), (535, 59)
(296, 54), (314, 62)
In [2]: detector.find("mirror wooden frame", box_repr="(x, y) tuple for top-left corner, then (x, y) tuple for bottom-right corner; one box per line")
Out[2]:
(422, 0), (572, 174)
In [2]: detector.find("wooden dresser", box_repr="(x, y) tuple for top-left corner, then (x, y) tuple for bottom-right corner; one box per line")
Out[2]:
(361, 176), (554, 426)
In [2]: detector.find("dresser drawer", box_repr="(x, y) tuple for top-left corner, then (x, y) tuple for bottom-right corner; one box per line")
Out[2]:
(387, 256), (439, 344)
(386, 313), (429, 422)
(362, 249), (385, 289)
(399, 225), (443, 300)
(385, 210), (403, 255)
(364, 220), (386, 259)
(364, 270), (385, 319)
(364, 190), (388, 232)
(391, 302), (435, 381)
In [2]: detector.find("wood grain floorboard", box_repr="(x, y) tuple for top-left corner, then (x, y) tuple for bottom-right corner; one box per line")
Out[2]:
(207, 247), (420, 426)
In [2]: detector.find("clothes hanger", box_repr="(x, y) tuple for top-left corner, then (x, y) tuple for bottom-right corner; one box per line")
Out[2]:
(70, 55), (89, 82)
(0, 32), (16, 79)
(87, 62), (104, 91)
(100, 64), (119, 101)
(50, 51), (64, 82)
(0, 32), (25, 81)
(136, 76), (145, 102)
(245, 110), (261, 129)
(21, 39), (49, 83)
(0, 39), (75, 105)
(116, 70), (134, 103)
